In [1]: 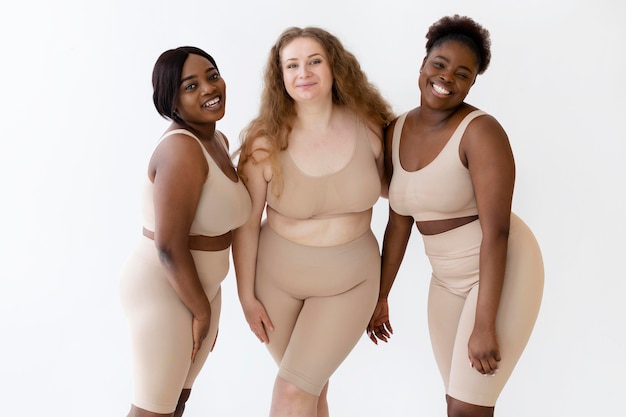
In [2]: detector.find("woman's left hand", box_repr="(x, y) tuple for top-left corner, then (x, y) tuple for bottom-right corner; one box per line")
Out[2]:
(367, 300), (393, 344)
(468, 328), (501, 375)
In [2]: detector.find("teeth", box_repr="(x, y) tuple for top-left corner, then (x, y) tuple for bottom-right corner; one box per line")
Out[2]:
(204, 97), (220, 107)
(433, 84), (450, 95)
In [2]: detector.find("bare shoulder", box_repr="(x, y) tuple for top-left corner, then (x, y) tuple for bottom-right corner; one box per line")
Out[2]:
(153, 131), (205, 161)
(466, 112), (508, 140)
(461, 111), (513, 165)
(149, 131), (208, 180)
(216, 129), (230, 150)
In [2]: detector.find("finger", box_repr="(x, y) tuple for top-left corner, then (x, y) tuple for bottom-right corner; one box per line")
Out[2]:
(375, 329), (388, 343)
(191, 340), (202, 363)
(486, 356), (499, 375)
(470, 359), (485, 374)
(385, 321), (394, 334)
(257, 329), (269, 344)
(261, 313), (274, 332)
(210, 329), (218, 352)
(367, 330), (378, 345)
(251, 322), (270, 344)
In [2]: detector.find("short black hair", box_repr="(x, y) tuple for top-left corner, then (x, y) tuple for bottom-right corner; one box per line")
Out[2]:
(425, 15), (491, 74)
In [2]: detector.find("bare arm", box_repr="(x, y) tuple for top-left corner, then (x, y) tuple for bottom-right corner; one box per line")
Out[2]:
(364, 119), (386, 198)
(462, 114), (515, 374)
(232, 142), (274, 343)
(150, 133), (212, 361)
(368, 119), (414, 344)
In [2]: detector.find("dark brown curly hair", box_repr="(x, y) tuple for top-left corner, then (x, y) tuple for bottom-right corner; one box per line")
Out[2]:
(425, 15), (491, 75)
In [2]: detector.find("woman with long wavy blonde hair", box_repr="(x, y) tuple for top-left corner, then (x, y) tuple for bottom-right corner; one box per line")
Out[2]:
(233, 26), (394, 417)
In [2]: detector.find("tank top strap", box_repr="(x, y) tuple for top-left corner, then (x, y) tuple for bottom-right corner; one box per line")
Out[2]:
(213, 130), (230, 154)
(159, 128), (230, 168)
(447, 110), (487, 149)
(160, 128), (202, 143)
(391, 112), (409, 170)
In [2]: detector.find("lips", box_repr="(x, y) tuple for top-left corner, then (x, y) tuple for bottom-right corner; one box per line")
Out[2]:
(432, 83), (451, 95)
(202, 96), (221, 108)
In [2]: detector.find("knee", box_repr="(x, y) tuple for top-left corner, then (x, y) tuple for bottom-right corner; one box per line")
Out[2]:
(273, 377), (317, 409)
(446, 395), (494, 417)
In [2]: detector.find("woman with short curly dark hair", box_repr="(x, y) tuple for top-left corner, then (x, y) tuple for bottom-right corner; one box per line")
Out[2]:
(368, 15), (544, 417)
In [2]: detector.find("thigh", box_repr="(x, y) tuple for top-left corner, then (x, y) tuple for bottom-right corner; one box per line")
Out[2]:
(184, 249), (230, 387)
(121, 246), (194, 413)
(278, 232), (381, 395)
(447, 216), (544, 407)
(281, 272), (379, 394)
(427, 279), (467, 391)
(120, 239), (226, 413)
(256, 227), (380, 395)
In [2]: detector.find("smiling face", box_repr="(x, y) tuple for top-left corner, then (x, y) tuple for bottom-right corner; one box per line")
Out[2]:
(175, 53), (226, 126)
(419, 40), (479, 110)
(280, 37), (333, 104)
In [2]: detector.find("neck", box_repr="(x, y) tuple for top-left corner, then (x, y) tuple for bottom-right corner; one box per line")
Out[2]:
(174, 121), (216, 141)
(293, 101), (336, 131)
(417, 103), (464, 127)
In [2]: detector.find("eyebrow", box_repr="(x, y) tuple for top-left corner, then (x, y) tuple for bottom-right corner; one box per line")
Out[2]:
(283, 52), (324, 63)
(180, 67), (217, 84)
(433, 55), (474, 73)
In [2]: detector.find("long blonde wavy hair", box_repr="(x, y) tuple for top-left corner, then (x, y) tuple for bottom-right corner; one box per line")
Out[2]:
(236, 26), (394, 197)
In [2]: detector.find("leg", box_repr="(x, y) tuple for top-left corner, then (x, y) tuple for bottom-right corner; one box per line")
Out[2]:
(269, 376), (319, 417)
(120, 241), (226, 415)
(126, 404), (172, 417)
(446, 395), (494, 417)
(173, 389), (192, 417)
(447, 217), (544, 407)
(316, 382), (329, 417)
(257, 228), (379, 416)
(268, 378), (329, 417)
(427, 215), (544, 411)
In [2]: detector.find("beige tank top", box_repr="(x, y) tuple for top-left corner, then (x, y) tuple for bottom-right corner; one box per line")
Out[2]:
(389, 110), (485, 221)
(266, 120), (381, 220)
(142, 129), (252, 236)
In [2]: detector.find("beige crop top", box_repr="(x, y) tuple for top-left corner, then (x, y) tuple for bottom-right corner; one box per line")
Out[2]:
(142, 129), (252, 236)
(266, 121), (381, 220)
(389, 110), (486, 221)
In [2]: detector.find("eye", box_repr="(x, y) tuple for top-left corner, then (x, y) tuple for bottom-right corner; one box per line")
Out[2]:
(209, 73), (220, 81)
(433, 61), (444, 69)
(286, 63), (297, 70)
(456, 72), (469, 79)
(310, 58), (322, 65)
(183, 83), (197, 91)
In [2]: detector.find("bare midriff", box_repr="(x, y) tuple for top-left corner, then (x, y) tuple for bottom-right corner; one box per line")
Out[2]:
(266, 207), (373, 247)
(416, 214), (479, 236)
(143, 227), (232, 251)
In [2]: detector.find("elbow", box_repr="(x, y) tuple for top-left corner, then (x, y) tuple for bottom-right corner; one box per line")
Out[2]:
(155, 244), (175, 267)
(154, 238), (185, 268)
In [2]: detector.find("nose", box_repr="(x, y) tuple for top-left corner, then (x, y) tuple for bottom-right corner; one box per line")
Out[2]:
(438, 69), (453, 83)
(200, 81), (216, 94)
(298, 65), (312, 78)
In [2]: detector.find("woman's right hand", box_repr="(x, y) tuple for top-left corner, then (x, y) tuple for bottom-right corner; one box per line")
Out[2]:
(242, 297), (274, 344)
(191, 312), (212, 362)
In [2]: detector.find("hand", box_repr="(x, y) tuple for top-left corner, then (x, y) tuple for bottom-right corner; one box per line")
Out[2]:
(468, 328), (501, 375)
(242, 297), (274, 344)
(367, 300), (393, 344)
(191, 312), (212, 363)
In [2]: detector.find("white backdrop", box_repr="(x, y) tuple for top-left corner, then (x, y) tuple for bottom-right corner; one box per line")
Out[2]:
(1, 0), (624, 416)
